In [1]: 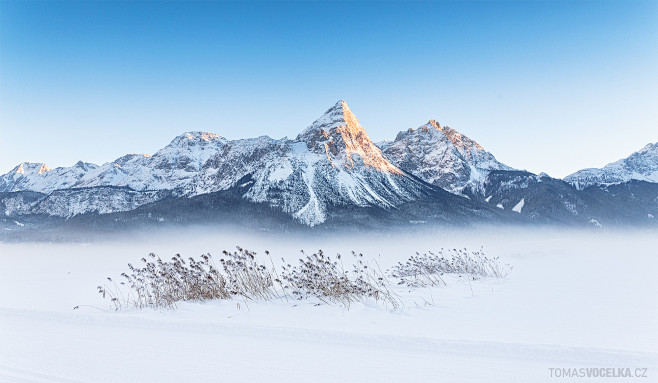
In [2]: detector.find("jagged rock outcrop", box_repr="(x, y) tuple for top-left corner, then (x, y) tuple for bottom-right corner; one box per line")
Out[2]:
(380, 120), (513, 194)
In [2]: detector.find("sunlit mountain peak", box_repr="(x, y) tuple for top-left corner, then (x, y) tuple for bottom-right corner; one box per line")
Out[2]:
(14, 162), (50, 175)
(296, 100), (402, 174)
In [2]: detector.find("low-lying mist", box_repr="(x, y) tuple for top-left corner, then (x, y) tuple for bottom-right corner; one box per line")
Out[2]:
(2, 226), (657, 358)
(2, 225), (655, 267)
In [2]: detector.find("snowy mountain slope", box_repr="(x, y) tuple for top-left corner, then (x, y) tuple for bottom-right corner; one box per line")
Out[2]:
(477, 170), (658, 226)
(0, 191), (47, 217)
(0, 133), (228, 218)
(191, 101), (431, 226)
(479, 171), (592, 223)
(0, 188), (169, 219)
(0, 161), (98, 194)
(74, 131), (228, 191)
(0, 132), (227, 195)
(29, 187), (169, 218)
(565, 143), (658, 189)
(380, 120), (513, 195)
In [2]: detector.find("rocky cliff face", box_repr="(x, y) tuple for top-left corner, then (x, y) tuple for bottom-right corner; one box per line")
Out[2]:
(380, 120), (513, 195)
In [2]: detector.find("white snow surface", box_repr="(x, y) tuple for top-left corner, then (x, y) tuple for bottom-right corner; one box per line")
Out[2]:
(512, 198), (525, 213)
(565, 142), (658, 189)
(1, 229), (656, 382)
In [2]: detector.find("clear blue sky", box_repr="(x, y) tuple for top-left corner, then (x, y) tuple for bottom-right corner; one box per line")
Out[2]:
(1, 0), (656, 177)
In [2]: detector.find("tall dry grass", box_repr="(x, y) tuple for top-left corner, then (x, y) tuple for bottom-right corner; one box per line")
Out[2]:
(98, 246), (510, 310)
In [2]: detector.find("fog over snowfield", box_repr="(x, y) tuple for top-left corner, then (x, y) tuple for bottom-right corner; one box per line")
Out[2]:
(1, 228), (656, 382)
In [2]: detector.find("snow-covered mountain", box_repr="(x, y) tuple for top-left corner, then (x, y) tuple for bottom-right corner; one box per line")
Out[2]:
(0, 133), (230, 219)
(0, 101), (433, 226)
(476, 170), (658, 227)
(0, 100), (655, 231)
(379, 120), (514, 194)
(0, 161), (98, 194)
(0, 132), (226, 218)
(0, 132), (227, 194)
(30, 187), (169, 218)
(190, 100), (429, 225)
(72, 131), (228, 191)
(564, 143), (658, 189)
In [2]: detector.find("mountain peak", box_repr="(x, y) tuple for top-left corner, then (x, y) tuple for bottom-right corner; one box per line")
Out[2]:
(73, 161), (98, 171)
(384, 121), (513, 194)
(327, 99), (349, 113)
(416, 120), (486, 153)
(13, 162), (50, 175)
(296, 101), (401, 174)
(639, 142), (657, 153)
(183, 131), (223, 142)
(297, 100), (358, 140)
(168, 131), (226, 147)
(427, 120), (441, 130)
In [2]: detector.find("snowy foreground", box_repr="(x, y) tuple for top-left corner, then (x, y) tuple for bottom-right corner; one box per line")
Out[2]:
(1, 229), (657, 382)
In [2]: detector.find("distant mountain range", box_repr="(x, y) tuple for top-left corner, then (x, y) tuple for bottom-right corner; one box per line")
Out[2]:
(1, 100), (656, 238)
(564, 143), (658, 189)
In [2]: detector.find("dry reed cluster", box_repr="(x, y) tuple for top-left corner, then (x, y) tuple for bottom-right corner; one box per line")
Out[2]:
(389, 247), (513, 287)
(278, 250), (399, 308)
(98, 246), (510, 310)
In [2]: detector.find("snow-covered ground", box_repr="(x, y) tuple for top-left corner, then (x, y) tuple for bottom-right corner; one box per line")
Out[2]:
(1, 228), (656, 382)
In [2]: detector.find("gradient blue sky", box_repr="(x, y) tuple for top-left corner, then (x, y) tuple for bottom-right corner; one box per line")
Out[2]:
(1, 0), (657, 177)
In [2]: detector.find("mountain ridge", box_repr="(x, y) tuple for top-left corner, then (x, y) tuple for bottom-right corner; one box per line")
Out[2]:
(1, 100), (656, 232)
(381, 119), (514, 194)
(565, 143), (658, 189)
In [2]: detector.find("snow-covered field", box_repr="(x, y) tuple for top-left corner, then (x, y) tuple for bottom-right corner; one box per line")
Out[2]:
(1, 228), (656, 382)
